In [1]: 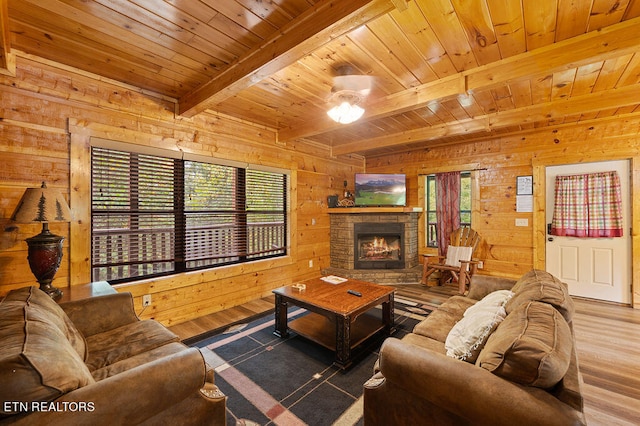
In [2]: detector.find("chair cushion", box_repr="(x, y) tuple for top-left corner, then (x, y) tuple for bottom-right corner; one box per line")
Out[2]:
(444, 246), (473, 267)
(445, 290), (513, 363)
(505, 269), (574, 322)
(0, 288), (95, 417)
(476, 301), (573, 389)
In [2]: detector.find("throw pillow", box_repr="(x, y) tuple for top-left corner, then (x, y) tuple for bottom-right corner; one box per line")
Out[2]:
(476, 301), (573, 389)
(506, 269), (574, 322)
(445, 290), (513, 363)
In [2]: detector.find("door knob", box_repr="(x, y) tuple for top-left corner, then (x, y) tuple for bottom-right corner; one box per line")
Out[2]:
(548, 237), (554, 242)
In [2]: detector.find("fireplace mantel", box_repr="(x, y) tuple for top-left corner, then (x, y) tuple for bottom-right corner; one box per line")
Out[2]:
(328, 207), (422, 214)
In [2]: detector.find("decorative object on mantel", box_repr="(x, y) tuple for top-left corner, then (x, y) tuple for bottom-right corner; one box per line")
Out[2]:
(11, 182), (72, 299)
(337, 179), (354, 206)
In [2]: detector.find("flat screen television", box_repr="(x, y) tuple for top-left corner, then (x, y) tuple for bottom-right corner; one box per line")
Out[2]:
(354, 173), (406, 207)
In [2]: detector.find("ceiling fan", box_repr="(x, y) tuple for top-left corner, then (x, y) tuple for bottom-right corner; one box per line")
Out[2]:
(326, 65), (373, 124)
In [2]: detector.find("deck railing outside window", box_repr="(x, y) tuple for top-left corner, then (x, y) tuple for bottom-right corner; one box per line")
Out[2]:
(91, 146), (288, 283)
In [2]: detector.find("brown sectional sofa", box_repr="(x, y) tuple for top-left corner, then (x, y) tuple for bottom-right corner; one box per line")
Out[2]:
(364, 270), (586, 426)
(0, 286), (226, 425)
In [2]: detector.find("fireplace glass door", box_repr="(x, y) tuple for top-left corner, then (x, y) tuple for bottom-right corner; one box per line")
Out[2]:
(354, 223), (404, 269)
(358, 235), (401, 261)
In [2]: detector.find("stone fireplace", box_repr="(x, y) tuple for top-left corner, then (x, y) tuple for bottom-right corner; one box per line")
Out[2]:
(323, 208), (422, 284)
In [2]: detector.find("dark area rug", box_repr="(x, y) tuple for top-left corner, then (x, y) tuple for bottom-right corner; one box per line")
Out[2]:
(191, 297), (432, 426)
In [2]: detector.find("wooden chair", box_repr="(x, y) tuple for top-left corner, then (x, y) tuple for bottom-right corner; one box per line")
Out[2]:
(421, 226), (482, 294)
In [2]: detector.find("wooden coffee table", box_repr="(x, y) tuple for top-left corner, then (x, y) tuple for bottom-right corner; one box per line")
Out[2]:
(272, 277), (395, 369)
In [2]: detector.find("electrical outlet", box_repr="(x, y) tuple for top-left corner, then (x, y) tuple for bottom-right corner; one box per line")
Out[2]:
(515, 218), (529, 227)
(477, 261), (484, 269)
(308, 259), (313, 268)
(142, 294), (152, 307)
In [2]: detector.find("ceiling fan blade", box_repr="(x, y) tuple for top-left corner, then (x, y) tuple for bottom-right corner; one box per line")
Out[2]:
(332, 74), (373, 95)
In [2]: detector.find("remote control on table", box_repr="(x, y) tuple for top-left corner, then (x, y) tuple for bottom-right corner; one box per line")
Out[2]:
(347, 290), (362, 297)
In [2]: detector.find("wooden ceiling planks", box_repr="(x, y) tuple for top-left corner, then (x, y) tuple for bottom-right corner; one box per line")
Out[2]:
(177, 0), (398, 117)
(450, 0), (500, 66)
(522, 0), (558, 50)
(4, 0), (640, 158)
(417, 0), (478, 72)
(389, 1), (458, 79)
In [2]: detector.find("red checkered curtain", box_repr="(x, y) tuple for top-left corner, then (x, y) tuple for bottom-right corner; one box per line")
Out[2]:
(550, 171), (623, 238)
(435, 171), (461, 256)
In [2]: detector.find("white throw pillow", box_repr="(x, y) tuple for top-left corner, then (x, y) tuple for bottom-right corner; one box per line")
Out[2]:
(445, 290), (514, 362)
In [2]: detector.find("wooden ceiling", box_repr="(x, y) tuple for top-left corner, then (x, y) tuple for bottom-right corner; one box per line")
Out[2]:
(2, 0), (640, 158)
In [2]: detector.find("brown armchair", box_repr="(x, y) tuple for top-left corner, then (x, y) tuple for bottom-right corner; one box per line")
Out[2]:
(0, 286), (226, 425)
(421, 226), (482, 294)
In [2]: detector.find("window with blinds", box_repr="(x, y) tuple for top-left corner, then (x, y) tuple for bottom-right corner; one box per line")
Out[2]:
(91, 147), (288, 283)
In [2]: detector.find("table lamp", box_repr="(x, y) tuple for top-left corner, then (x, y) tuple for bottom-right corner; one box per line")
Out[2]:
(11, 182), (72, 299)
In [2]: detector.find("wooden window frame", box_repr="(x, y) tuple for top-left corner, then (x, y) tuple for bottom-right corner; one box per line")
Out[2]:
(90, 146), (289, 284)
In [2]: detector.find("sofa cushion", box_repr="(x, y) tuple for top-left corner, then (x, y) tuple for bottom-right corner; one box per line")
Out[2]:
(477, 301), (573, 389)
(445, 290), (513, 363)
(505, 269), (574, 321)
(0, 291), (95, 416)
(412, 296), (475, 342)
(2, 286), (87, 360)
(401, 332), (447, 354)
(467, 275), (516, 300)
(90, 342), (189, 381)
(84, 319), (180, 372)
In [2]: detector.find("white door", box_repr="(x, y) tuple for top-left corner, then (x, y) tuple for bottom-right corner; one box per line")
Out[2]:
(545, 160), (631, 304)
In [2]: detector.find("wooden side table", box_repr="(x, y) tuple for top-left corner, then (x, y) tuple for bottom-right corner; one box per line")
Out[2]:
(56, 281), (117, 303)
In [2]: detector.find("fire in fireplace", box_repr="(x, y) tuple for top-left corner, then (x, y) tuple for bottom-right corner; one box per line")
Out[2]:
(359, 236), (400, 260)
(354, 222), (404, 269)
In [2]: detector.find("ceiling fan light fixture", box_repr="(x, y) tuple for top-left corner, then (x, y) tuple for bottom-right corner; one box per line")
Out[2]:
(327, 90), (365, 124)
(327, 101), (365, 124)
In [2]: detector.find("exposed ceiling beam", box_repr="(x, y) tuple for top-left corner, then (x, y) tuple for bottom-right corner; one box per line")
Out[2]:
(280, 16), (640, 142)
(390, 0), (409, 11)
(331, 83), (640, 156)
(0, 0), (15, 76)
(178, 0), (398, 118)
(465, 17), (640, 90)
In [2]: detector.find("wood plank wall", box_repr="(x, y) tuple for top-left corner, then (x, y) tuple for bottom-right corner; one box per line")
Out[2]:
(366, 117), (640, 307)
(0, 55), (363, 325)
(2, 54), (639, 326)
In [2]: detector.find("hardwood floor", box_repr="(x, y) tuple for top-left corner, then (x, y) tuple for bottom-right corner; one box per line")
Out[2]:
(170, 284), (640, 425)
(571, 297), (640, 425)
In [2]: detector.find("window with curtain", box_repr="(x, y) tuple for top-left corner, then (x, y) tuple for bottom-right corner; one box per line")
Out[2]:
(91, 147), (288, 283)
(425, 172), (471, 250)
(550, 170), (623, 238)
